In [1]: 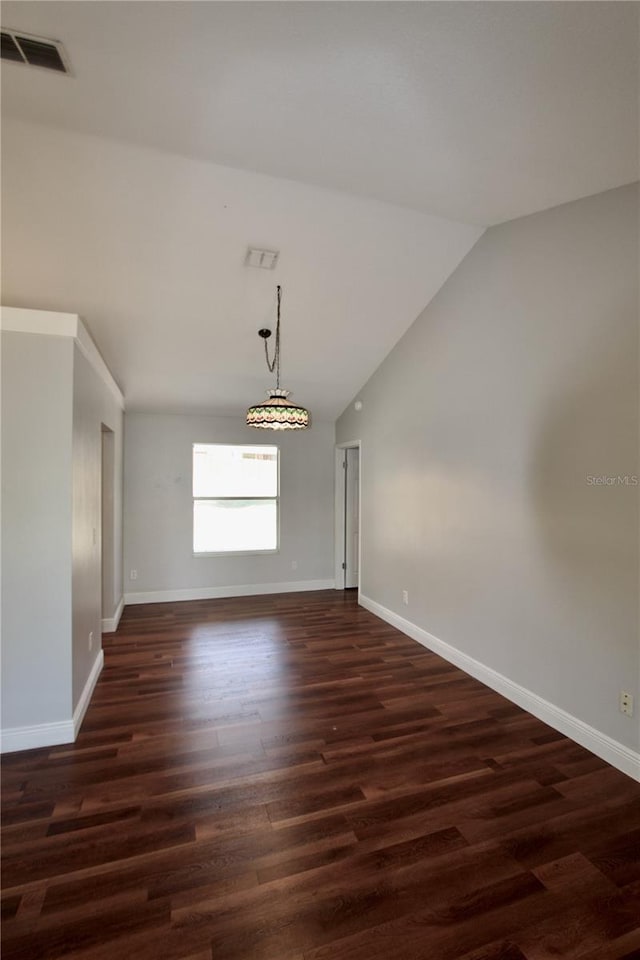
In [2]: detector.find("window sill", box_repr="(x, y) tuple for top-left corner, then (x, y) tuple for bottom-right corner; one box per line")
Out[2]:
(193, 549), (280, 558)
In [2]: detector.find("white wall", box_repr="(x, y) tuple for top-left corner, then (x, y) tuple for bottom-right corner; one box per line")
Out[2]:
(124, 413), (335, 600)
(337, 184), (639, 764)
(1, 331), (74, 730)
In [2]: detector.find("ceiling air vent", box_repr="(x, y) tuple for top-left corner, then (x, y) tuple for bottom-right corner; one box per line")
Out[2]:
(1, 33), (23, 63)
(1, 29), (69, 73)
(245, 248), (279, 270)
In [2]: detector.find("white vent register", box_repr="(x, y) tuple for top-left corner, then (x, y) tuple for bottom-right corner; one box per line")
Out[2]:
(245, 248), (280, 270)
(1, 29), (70, 73)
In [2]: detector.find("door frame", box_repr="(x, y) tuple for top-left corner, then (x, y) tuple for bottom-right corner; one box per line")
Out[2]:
(100, 424), (115, 628)
(334, 439), (361, 596)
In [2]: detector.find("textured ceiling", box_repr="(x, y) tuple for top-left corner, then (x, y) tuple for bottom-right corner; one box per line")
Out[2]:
(2, 2), (637, 225)
(1, 119), (482, 418)
(1, 2), (636, 418)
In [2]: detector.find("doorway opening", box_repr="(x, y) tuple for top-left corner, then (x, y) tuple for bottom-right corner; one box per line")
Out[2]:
(334, 442), (361, 592)
(101, 425), (115, 627)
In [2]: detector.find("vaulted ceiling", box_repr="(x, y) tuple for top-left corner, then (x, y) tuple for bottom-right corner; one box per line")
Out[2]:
(1, 2), (637, 419)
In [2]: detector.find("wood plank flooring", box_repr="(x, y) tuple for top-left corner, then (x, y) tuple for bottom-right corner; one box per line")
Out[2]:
(2, 590), (639, 960)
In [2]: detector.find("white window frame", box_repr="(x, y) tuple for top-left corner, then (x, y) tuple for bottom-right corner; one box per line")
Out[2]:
(192, 443), (280, 557)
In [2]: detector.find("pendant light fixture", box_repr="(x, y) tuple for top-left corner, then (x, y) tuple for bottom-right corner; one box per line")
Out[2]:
(246, 286), (311, 430)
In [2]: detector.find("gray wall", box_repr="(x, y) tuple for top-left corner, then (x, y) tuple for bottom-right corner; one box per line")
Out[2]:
(337, 183), (639, 751)
(1, 327), (124, 737)
(1, 332), (74, 728)
(72, 344), (124, 710)
(124, 413), (334, 595)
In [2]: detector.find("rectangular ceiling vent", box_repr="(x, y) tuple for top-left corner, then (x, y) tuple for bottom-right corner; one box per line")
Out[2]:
(245, 248), (279, 270)
(1, 29), (70, 74)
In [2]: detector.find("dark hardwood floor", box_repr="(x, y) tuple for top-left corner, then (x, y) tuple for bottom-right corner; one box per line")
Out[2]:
(2, 590), (639, 960)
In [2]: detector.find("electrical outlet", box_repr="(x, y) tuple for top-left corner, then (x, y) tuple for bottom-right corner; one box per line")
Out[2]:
(291, 560), (298, 570)
(620, 691), (634, 717)
(88, 631), (93, 651)
(130, 569), (138, 581)
(402, 589), (409, 605)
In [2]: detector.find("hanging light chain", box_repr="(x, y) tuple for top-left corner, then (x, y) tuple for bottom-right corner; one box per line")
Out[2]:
(263, 285), (282, 390)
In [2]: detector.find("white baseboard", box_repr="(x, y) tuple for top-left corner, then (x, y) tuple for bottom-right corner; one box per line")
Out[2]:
(124, 578), (335, 605)
(102, 596), (124, 633)
(359, 594), (640, 783)
(73, 649), (104, 738)
(0, 718), (76, 754)
(1, 650), (104, 754)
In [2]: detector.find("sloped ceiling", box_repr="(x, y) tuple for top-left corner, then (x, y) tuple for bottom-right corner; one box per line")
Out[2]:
(1, 2), (636, 418)
(1, 119), (482, 418)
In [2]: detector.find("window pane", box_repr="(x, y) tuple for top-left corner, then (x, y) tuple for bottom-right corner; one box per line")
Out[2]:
(193, 444), (278, 498)
(194, 499), (277, 553)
